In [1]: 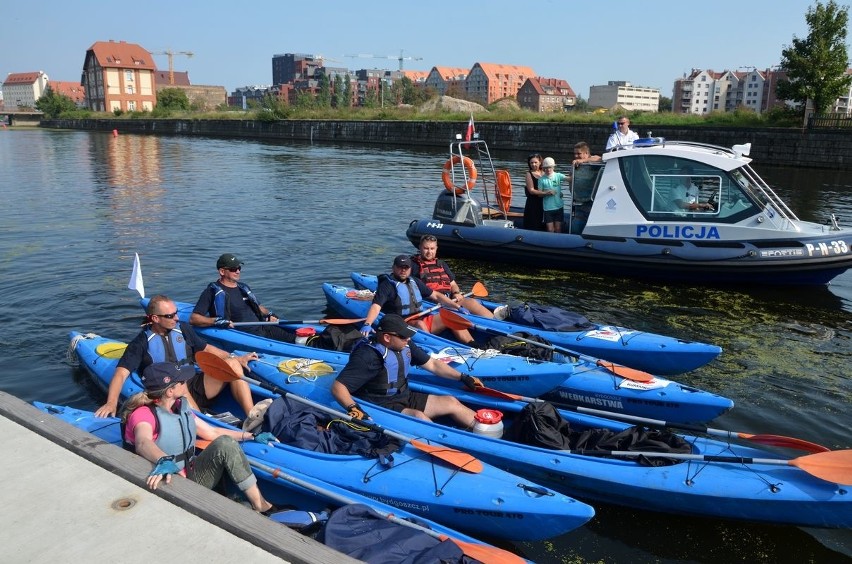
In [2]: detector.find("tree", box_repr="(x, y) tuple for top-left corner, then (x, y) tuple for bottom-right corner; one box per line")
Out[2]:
(333, 75), (345, 108)
(157, 88), (190, 110)
(343, 74), (353, 108)
(776, 0), (852, 115)
(317, 73), (332, 108)
(35, 85), (78, 118)
(658, 96), (673, 112)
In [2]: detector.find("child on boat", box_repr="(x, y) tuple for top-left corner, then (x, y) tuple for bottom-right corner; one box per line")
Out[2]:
(539, 157), (569, 233)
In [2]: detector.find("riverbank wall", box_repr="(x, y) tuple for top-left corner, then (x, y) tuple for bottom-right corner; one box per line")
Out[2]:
(42, 118), (852, 170)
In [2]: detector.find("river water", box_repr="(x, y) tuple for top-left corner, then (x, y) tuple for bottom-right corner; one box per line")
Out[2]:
(1, 128), (850, 563)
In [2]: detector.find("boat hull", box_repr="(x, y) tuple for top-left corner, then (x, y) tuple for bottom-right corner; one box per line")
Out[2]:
(243, 355), (852, 529)
(68, 331), (594, 541)
(324, 282), (734, 424)
(350, 271), (722, 375)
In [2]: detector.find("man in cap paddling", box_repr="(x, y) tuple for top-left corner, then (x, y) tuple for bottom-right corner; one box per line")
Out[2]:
(333, 314), (481, 427)
(191, 253), (296, 343)
(95, 294), (256, 418)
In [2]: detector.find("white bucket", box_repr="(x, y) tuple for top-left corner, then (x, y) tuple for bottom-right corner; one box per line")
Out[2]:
(471, 409), (504, 439)
(295, 327), (316, 345)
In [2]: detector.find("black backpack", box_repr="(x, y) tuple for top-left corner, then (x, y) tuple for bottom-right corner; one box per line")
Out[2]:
(509, 303), (595, 332)
(485, 331), (554, 361)
(308, 323), (365, 352)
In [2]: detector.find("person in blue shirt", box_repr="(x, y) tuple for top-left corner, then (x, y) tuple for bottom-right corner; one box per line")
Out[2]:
(538, 157), (569, 233)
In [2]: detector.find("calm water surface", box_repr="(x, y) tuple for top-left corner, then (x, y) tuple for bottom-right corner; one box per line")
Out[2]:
(1, 128), (850, 563)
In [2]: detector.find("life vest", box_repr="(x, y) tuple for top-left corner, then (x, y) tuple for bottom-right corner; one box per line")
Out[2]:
(357, 340), (412, 396)
(146, 327), (192, 364)
(122, 399), (197, 470)
(210, 281), (263, 321)
(378, 274), (423, 317)
(412, 256), (453, 293)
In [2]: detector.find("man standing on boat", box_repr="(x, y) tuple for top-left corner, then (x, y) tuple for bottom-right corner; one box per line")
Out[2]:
(410, 235), (499, 319)
(605, 116), (639, 151)
(360, 254), (477, 344)
(333, 314), (480, 427)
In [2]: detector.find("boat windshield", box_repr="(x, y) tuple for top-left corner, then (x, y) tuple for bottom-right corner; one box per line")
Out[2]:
(618, 155), (761, 222)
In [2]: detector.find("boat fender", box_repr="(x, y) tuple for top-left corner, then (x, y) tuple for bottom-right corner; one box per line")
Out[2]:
(442, 155), (477, 194)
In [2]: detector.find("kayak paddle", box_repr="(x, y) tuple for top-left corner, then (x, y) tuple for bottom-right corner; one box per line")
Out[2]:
(474, 386), (831, 454)
(440, 309), (654, 382)
(232, 317), (365, 327)
(405, 281), (488, 322)
(195, 351), (484, 473)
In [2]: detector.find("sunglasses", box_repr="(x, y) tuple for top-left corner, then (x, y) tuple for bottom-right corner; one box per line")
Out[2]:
(155, 311), (179, 319)
(617, 122), (628, 125)
(226, 266), (241, 272)
(386, 333), (411, 340)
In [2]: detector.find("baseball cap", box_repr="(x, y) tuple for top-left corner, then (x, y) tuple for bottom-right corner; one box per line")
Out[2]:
(217, 254), (244, 269)
(393, 254), (412, 268)
(141, 362), (195, 392)
(376, 314), (417, 338)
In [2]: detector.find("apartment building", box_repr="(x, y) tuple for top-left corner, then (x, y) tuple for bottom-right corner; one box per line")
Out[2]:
(82, 40), (157, 112)
(589, 81), (660, 112)
(672, 68), (792, 115)
(465, 63), (536, 106)
(424, 67), (468, 96)
(517, 77), (576, 112)
(2, 71), (49, 109)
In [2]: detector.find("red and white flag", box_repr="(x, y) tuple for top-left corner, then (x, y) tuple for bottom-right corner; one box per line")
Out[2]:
(465, 113), (475, 142)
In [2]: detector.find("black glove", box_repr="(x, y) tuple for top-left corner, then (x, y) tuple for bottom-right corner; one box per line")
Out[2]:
(460, 373), (483, 390)
(213, 317), (230, 328)
(347, 403), (368, 420)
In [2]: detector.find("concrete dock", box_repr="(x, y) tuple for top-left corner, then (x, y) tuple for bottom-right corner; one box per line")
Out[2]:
(0, 392), (357, 564)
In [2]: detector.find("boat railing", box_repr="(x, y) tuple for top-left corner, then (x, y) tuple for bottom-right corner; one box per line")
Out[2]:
(447, 138), (508, 221)
(737, 165), (801, 228)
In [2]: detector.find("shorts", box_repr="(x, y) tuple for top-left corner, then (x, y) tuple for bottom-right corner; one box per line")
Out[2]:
(543, 209), (564, 223)
(370, 390), (429, 413)
(187, 372), (214, 410)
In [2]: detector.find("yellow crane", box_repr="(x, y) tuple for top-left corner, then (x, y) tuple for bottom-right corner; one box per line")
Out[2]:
(345, 49), (423, 71)
(151, 50), (194, 85)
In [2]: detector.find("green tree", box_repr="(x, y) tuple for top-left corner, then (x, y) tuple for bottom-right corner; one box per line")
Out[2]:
(317, 73), (332, 108)
(157, 88), (190, 110)
(35, 85), (78, 118)
(658, 96), (673, 112)
(333, 75), (345, 108)
(344, 74), (353, 108)
(776, 0), (852, 115)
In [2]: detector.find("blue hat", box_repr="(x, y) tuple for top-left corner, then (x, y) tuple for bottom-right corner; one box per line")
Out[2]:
(141, 362), (195, 392)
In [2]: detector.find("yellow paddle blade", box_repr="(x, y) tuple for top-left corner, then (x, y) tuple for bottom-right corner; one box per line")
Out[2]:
(277, 358), (336, 377)
(95, 342), (127, 359)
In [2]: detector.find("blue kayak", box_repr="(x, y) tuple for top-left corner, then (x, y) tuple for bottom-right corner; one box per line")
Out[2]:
(139, 299), (570, 398)
(34, 400), (528, 563)
(324, 282), (734, 424)
(239, 348), (852, 529)
(350, 272), (722, 376)
(68, 330), (595, 542)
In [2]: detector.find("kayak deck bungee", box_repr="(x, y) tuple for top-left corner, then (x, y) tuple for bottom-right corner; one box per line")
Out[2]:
(33, 402), (528, 564)
(351, 271), (722, 376)
(323, 282), (734, 424)
(239, 349), (852, 529)
(69, 330), (595, 542)
(139, 298), (570, 398)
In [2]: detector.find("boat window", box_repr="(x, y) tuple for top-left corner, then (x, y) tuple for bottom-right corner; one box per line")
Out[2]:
(619, 155), (759, 221)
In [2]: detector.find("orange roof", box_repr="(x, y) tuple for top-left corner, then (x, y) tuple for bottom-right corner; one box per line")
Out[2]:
(534, 77), (576, 97)
(431, 66), (469, 80)
(153, 70), (191, 86)
(87, 40), (155, 69)
(402, 70), (429, 83)
(473, 63), (536, 79)
(49, 80), (86, 103)
(4, 72), (44, 85)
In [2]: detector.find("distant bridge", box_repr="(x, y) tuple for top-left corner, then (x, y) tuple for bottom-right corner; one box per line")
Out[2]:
(0, 110), (44, 126)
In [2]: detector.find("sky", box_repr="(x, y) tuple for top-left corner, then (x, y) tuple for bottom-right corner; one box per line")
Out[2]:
(0, 0), (831, 99)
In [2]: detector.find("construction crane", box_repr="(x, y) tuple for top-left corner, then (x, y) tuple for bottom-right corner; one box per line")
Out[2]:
(345, 49), (423, 71)
(151, 50), (194, 85)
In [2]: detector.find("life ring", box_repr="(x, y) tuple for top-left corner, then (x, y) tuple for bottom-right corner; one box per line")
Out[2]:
(442, 156), (478, 194)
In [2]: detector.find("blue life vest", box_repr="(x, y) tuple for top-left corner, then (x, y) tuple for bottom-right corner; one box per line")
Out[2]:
(146, 327), (191, 364)
(358, 340), (412, 396)
(210, 281), (263, 320)
(123, 399), (197, 470)
(379, 275), (423, 317)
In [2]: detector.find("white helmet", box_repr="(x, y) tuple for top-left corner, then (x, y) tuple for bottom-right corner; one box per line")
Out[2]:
(542, 157), (556, 169)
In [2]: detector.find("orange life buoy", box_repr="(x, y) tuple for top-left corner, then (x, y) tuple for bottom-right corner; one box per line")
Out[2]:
(442, 156), (477, 194)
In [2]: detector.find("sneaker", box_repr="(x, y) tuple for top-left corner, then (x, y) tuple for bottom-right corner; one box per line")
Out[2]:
(493, 305), (509, 320)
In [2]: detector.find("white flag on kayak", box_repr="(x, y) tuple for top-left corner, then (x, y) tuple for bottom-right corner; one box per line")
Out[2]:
(128, 253), (145, 298)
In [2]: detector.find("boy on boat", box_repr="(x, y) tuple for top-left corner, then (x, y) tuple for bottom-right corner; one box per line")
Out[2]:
(539, 157), (569, 233)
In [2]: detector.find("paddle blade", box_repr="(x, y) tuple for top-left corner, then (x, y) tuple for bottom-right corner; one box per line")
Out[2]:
(196, 350), (241, 382)
(470, 281), (488, 298)
(742, 434), (831, 454)
(474, 386), (523, 401)
(439, 534), (525, 564)
(595, 360), (654, 383)
(791, 450), (852, 485)
(410, 439), (483, 473)
(318, 317), (366, 325)
(439, 308), (471, 331)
